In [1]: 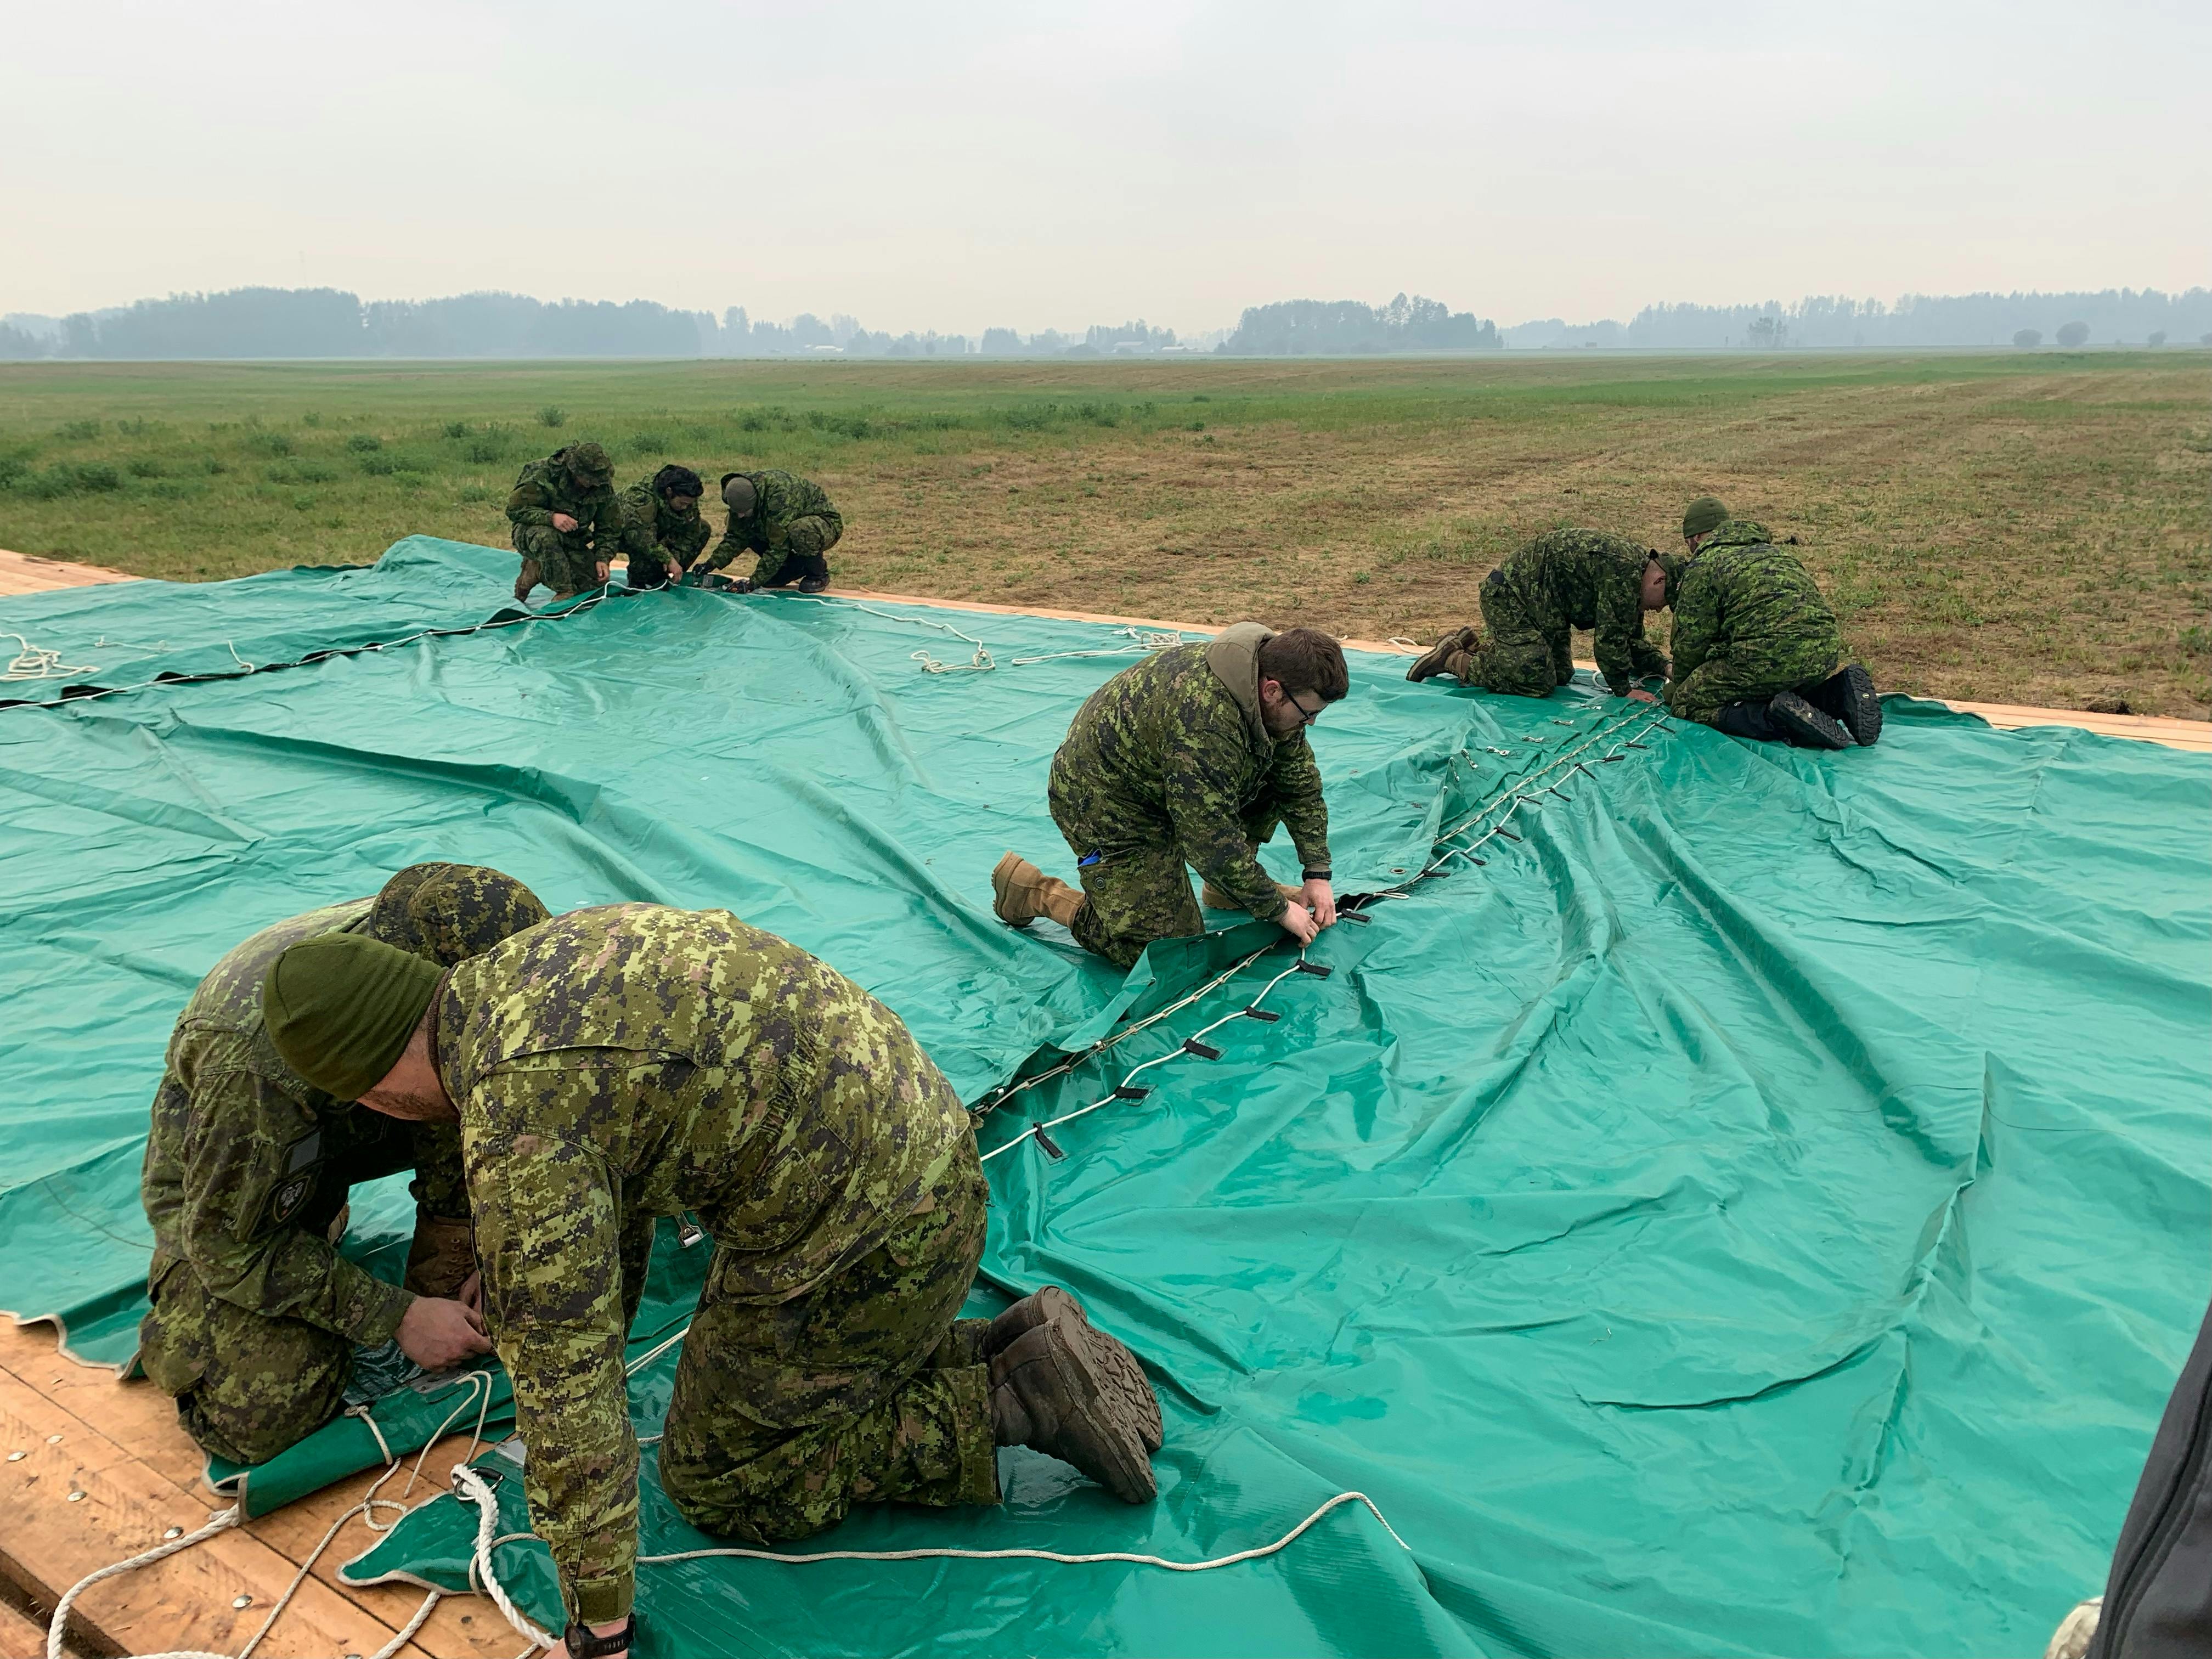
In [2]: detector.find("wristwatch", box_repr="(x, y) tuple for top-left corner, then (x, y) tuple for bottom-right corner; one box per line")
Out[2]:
(562, 1615), (636, 1657)
(1301, 867), (1332, 882)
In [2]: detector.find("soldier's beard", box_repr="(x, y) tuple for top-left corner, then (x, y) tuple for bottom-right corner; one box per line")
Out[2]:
(360, 1088), (455, 1122)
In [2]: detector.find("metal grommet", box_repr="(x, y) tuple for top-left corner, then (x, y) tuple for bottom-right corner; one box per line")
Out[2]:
(165, 1526), (184, 1539)
(232, 1595), (253, 1610)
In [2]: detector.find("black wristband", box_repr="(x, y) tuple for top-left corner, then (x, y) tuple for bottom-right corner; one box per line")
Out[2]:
(563, 1615), (636, 1658)
(1301, 868), (1331, 882)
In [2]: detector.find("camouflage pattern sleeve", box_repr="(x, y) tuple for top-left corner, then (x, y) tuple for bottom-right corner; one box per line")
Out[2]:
(505, 462), (557, 531)
(1163, 719), (1289, 921)
(583, 489), (627, 557)
(665, 506), (712, 569)
(162, 1050), (413, 1343)
(466, 1068), (641, 1627)
(1592, 571), (1650, 695)
(1265, 734), (1331, 872)
(1666, 565), (1719, 689)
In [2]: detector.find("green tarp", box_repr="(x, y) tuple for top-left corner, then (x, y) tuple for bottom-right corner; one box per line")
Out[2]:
(2, 538), (2204, 1656)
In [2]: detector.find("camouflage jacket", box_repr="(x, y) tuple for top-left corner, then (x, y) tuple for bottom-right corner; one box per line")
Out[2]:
(704, 469), (841, 582)
(1667, 541), (1843, 685)
(140, 901), (425, 1347)
(1500, 528), (1669, 692)
(1049, 624), (1330, 921)
(1696, 519), (1776, 556)
(616, 476), (712, 570)
(434, 905), (972, 1626)
(505, 450), (625, 554)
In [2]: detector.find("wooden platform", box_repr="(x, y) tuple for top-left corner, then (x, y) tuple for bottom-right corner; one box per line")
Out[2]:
(0, 1321), (521, 1658)
(0, 550), (138, 600)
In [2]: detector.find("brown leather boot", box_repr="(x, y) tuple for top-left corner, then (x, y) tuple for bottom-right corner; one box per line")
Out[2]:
(990, 1318), (1158, 1503)
(1405, 625), (1478, 682)
(1199, 878), (1308, 912)
(991, 853), (1084, 929)
(987, 1287), (1162, 1453)
(403, 1211), (478, 1298)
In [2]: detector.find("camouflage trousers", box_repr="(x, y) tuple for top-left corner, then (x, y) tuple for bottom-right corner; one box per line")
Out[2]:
(1048, 777), (1286, 968)
(751, 514), (843, 586)
(657, 1141), (998, 1542)
(512, 523), (606, 598)
(1453, 572), (1573, 697)
(137, 1259), (356, 1466)
(1667, 636), (1843, 725)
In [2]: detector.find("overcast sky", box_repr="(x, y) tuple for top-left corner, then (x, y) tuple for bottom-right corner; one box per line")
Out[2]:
(5, 0), (2204, 334)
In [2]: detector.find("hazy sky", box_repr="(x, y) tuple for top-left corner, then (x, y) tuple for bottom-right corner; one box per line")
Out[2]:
(5, 0), (2205, 334)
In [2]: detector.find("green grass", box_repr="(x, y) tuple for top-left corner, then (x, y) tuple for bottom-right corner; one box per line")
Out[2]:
(2, 353), (2207, 715)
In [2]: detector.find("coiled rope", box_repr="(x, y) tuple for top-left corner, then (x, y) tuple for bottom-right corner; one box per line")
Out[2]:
(43, 1369), (501, 1659)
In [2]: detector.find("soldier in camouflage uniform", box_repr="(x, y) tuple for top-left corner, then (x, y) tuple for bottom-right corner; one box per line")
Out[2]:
(263, 906), (1162, 1656)
(991, 624), (1348, 969)
(1403, 529), (1673, 697)
(702, 470), (843, 593)
(136, 864), (549, 1466)
(506, 441), (624, 603)
(616, 465), (711, 590)
(1665, 533), (1883, 748)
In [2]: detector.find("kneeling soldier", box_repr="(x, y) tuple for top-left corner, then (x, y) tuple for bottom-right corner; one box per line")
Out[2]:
(506, 441), (624, 603)
(137, 864), (548, 1466)
(617, 465), (711, 590)
(703, 469), (843, 593)
(1405, 528), (1674, 698)
(264, 905), (1161, 1659)
(992, 624), (1347, 968)
(1664, 526), (1883, 748)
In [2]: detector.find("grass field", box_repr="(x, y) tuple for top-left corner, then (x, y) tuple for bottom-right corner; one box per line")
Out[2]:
(1, 352), (2206, 716)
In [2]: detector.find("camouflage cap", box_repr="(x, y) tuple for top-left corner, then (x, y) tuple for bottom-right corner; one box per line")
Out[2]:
(264, 933), (443, 1101)
(721, 472), (757, 516)
(1681, 496), (1729, 539)
(563, 441), (613, 483)
(365, 862), (550, 966)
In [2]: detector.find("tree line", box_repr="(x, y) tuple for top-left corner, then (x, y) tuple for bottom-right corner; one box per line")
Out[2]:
(3, 285), (2204, 362)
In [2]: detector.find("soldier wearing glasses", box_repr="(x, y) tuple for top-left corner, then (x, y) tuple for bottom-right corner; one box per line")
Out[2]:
(989, 624), (1348, 967)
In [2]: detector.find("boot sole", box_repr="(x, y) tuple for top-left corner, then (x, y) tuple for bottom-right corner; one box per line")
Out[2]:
(1838, 663), (1882, 746)
(999, 1323), (1158, 1503)
(1772, 691), (1855, 751)
(990, 1286), (1163, 1454)
(990, 851), (1036, 928)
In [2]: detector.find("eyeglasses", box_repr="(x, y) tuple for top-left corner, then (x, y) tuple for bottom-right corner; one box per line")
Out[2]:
(1289, 693), (1324, 727)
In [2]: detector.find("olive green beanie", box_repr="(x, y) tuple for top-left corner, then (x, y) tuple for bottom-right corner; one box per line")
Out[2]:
(1681, 496), (1729, 539)
(264, 933), (443, 1101)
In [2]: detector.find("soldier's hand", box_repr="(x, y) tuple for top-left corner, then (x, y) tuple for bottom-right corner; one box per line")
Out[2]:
(458, 1271), (484, 1317)
(730, 577), (757, 594)
(1627, 687), (1658, 704)
(1277, 902), (1320, 947)
(551, 511), (579, 533)
(1304, 878), (1337, 928)
(594, 561), (611, 585)
(397, 1294), (493, 1370)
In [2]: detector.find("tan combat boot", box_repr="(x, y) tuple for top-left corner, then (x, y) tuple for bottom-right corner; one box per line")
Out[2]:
(991, 853), (1084, 929)
(1199, 878), (1310, 911)
(1404, 624), (1478, 682)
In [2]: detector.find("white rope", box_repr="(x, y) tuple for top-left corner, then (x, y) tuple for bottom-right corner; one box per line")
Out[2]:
(3, 632), (94, 681)
(454, 1464), (557, 1651)
(625, 1324), (692, 1378)
(980, 946), (1319, 1164)
(772, 593), (997, 672)
(41, 1370), (500, 1659)
(46, 1505), (241, 1659)
(1007, 625), (1187, 667)
(640, 1488), (1411, 1571)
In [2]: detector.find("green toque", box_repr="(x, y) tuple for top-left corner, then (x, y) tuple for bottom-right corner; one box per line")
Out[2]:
(1681, 496), (1728, 539)
(264, 933), (443, 1101)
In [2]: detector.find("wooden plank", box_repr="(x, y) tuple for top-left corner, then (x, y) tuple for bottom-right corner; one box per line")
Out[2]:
(0, 1595), (60, 1659)
(1944, 698), (2211, 752)
(0, 1329), (515, 1659)
(0, 550), (136, 599)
